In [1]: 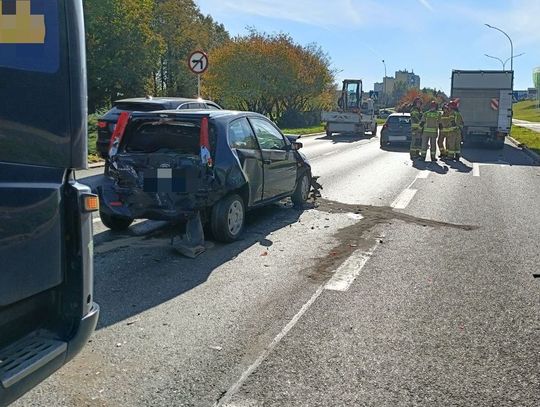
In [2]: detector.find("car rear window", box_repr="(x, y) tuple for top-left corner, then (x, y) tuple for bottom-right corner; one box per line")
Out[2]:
(388, 116), (411, 125)
(125, 122), (202, 155)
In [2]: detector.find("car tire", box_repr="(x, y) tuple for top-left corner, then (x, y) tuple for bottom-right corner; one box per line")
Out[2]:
(99, 210), (133, 231)
(372, 124), (377, 135)
(326, 129), (332, 137)
(291, 171), (311, 206)
(211, 194), (245, 243)
(380, 137), (387, 149)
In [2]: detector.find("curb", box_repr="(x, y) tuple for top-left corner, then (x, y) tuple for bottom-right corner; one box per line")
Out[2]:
(507, 136), (540, 164)
(88, 161), (105, 169)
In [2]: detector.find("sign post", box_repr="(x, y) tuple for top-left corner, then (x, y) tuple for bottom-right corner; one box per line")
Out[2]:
(188, 50), (209, 98)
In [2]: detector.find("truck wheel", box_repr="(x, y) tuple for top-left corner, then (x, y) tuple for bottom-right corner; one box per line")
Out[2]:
(99, 210), (133, 231)
(291, 171), (311, 206)
(211, 194), (245, 243)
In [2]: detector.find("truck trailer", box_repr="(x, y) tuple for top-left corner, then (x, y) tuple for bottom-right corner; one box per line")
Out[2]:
(451, 70), (513, 149)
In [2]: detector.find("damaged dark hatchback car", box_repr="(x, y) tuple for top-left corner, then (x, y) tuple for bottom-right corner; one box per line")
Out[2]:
(98, 110), (314, 244)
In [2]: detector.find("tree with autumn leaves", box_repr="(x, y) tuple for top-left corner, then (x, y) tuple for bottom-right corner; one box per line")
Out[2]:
(204, 31), (335, 126)
(397, 88), (449, 112)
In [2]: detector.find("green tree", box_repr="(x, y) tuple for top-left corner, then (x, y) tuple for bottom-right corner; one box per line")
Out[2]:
(153, 0), (229, 97)
(85, 0), (162, 111)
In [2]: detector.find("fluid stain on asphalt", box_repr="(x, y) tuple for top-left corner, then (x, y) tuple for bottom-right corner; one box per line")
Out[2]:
(305, 198), (478, 282)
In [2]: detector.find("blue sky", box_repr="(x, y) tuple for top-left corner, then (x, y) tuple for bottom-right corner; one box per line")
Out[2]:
(195, 0), (539, 94)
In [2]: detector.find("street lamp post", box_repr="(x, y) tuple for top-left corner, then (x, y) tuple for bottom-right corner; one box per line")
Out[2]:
(382, 59), (387, 107)
(485, 24), (513, 71)
(484, 53), (525, 70)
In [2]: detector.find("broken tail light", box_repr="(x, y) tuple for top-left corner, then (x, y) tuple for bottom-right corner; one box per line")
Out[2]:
(108, 111), (130, 158)
(199, 116), (213, 167)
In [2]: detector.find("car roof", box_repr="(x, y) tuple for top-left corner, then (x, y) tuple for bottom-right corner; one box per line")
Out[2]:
(114, 97), (216, 106)
(131, 109), (267, 121)
(388, 113), (411, 117)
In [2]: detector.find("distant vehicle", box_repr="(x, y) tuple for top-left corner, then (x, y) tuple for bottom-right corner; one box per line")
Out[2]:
(378, 109), (392, 119)
(380, 113), (412, 148)
(451, 70), (513, 149)
(98, 110), (312, 242)
(0, 1), (99, 405)
(96, 97), (222, 161)
(321, 79), (378, 137)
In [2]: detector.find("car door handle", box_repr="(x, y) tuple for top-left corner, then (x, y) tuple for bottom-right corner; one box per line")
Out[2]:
(263, 159), (272, 165)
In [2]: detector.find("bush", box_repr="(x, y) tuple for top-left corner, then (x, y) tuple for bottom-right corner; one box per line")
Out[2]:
(277, 109), (321, 128)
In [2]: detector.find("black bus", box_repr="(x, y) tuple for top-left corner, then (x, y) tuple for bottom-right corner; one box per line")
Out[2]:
(0, 1), (99, 405)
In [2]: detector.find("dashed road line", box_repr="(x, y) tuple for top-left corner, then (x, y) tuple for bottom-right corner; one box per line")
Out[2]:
(473, 163), (480, 177)
(391, 188), (418, 209)
(416, 170), (430, 179)
(325, 244), (378, 292)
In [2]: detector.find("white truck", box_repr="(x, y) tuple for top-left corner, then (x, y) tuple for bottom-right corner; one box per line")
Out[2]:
(322, 79), (377, 137)
(451, 70), (513, 149)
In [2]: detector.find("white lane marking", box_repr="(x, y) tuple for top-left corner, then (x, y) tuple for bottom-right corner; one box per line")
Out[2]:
(215, 284), (327, 407)
(473, 163), (480, 177)
(391, 188), (417, 209)
(322, 150), (338, 157)
(325, 245), (377, 292)
(347, 213), (364, 221)
(416, 170), (430, 179)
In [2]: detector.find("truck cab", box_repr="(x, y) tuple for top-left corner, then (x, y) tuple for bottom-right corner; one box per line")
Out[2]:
(0, 1), (99, 405)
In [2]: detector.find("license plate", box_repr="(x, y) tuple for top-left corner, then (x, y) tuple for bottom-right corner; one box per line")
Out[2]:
(389, 136), (407, 141)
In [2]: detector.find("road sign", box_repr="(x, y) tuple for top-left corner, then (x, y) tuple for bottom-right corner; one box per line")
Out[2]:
(188, 50), (208, 74)
(490, 98), (499, 110)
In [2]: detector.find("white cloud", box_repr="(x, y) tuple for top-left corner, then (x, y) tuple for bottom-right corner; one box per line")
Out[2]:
(196, 0), (421, 30)
(417, 0), (434, 11)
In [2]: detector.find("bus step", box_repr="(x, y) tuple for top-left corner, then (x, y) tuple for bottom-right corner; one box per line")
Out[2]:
(0, 334), (67, 388)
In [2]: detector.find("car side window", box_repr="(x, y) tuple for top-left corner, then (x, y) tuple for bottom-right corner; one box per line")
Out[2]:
(206, 103), (221, 110)
(228, 118), (258, 149)
(177, 104), (189, 110)
(249, 118), (287, 150)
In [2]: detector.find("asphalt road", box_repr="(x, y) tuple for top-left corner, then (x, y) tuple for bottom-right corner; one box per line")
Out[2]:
(15, 131), (540, 406)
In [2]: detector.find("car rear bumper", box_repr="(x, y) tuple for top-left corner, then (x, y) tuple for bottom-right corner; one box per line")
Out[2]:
(98, 184), (212, 221)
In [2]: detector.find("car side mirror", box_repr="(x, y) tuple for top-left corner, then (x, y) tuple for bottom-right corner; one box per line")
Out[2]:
(291, 141), (303, 150)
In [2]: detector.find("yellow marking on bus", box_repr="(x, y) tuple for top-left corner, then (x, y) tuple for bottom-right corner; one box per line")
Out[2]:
(0, 0), (45, 44)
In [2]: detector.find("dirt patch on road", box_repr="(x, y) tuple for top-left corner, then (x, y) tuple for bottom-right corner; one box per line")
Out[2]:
(305, 198), (478, 282)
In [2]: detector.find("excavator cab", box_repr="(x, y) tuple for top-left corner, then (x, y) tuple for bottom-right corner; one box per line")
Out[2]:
(338, 80), (362, 112)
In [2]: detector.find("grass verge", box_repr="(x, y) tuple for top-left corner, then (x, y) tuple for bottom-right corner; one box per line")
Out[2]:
(281, 124), (325, 135)
(87, 113), (101, 163)
(511, 125), (540, 155)
(513, 100), (540, 122)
